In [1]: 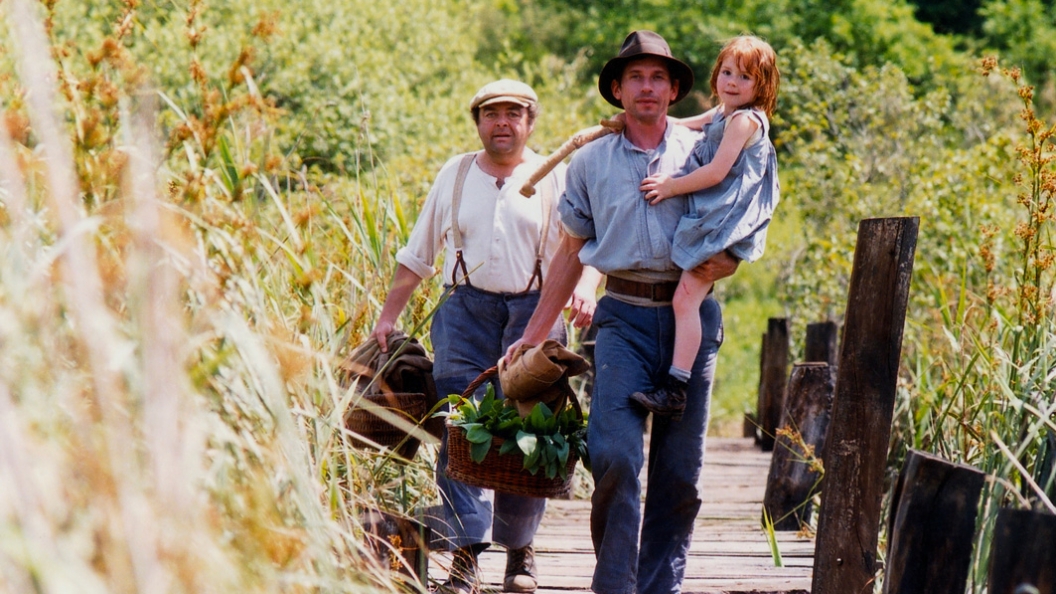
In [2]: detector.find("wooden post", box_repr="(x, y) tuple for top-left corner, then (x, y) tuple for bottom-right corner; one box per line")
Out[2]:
(758, 318), (789, 451)
(805, 321), (839, 367)
(882, 450), (986, 594)
(988, 507), (1056, 594)
(753, 331), (768, 445)
(743, 411), (758, 439)
(763, 362), (835, 530)
(811, 217), (919, 594)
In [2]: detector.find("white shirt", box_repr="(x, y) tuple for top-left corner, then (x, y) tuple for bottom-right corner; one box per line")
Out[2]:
(396, 149), (567, 294)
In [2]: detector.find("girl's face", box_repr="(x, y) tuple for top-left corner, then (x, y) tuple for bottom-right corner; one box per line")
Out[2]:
(715, 56), (758, 113)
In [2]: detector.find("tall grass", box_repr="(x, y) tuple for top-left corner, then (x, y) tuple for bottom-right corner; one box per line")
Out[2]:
(895, 58), (1056, 591)
(0, 1), (438, 591)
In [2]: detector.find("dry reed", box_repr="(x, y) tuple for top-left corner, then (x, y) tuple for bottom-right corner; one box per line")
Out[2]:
(0, 1), (436, 592)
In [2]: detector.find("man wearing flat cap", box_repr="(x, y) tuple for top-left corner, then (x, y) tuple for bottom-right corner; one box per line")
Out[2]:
(508, 31), (739, 593)
(370, 79), (600, 593)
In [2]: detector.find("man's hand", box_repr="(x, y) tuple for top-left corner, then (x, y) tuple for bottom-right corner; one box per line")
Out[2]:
(368, 265), (423, 353)
(370, 319), (396, 352)
(566, 287), (596, 329)
(504, 338), (534, 365)
(566, 266), (601, 328)
(640, 173), (679, 205)
(691, 250), (741, 283)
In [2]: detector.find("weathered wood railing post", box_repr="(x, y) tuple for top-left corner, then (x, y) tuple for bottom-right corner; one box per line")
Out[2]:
(750, 331), (768, 443)
(882, 450), (986, 594)
(756, 317), (789, 451)
(811, 217), (918, 594)
(988, 507), (1056, 594)
(760, 319), (839, 523)
(762, 361), (835, 530)
(746, 330), (767, 441)
(805, 320), (839, 367)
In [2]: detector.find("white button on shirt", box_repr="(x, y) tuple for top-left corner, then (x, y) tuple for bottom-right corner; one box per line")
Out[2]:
(396, 149), (567, 294)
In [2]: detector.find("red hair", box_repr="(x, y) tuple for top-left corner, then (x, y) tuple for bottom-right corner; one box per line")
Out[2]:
(709, 36), (779, 117)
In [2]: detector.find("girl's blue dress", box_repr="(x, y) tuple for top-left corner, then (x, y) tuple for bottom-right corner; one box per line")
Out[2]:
(671, 107), (779, 271)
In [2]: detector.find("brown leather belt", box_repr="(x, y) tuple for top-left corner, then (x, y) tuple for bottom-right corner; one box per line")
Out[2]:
(605, 276), (679, 302)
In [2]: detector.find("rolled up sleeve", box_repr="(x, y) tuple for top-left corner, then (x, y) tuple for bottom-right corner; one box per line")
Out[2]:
(394, 181), (445, 280)
(395, 246), (435, 280)
(558, 156), (595, 240)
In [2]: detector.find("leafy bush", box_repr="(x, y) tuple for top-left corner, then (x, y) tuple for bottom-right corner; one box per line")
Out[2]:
(774, 38), (1017, 344)
(29, 0), (495, 176)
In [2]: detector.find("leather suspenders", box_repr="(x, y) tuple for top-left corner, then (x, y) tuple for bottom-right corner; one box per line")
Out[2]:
(449, 153), (475, 287)
(449, 152), (552, 292)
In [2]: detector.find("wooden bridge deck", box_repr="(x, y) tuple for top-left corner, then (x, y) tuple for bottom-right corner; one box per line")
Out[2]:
(431, 437), (814, 593)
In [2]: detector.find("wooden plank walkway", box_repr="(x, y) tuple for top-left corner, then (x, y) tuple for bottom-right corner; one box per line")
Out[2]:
(431, 437), (814, 593)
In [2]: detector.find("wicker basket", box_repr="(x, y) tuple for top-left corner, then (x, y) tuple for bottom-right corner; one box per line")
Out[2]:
(346, 392), (427, 459)
(443, 367), (579, 498)
(445, 425), (577, 498)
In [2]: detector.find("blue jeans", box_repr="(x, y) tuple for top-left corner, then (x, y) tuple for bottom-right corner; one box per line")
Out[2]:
(432, 284), (566, 550)
(588, 295), (722, 594)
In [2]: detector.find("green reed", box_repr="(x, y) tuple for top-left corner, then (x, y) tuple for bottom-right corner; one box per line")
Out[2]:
(894, 57), (1056, 592)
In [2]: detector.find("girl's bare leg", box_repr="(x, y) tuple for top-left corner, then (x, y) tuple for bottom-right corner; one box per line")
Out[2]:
(671, 266), (715, 372)
(630, 263), (718, 420)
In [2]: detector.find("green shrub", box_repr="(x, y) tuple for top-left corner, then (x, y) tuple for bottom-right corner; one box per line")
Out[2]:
(774, 39), (1016, 342)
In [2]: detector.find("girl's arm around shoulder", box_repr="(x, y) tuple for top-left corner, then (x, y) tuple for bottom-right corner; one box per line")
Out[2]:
(672, 106), (719, 131)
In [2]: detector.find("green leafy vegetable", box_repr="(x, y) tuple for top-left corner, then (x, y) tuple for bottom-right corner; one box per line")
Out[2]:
(446, 384), (588, 479)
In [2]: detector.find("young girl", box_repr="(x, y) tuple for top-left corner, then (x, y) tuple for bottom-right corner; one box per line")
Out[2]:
(631, 35), (780, 420)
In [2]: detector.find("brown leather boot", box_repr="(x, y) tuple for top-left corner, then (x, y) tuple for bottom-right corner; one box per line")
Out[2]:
(503, 544), (538, 593)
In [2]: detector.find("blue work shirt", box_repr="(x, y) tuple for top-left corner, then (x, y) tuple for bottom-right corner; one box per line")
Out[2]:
(559, 118), (699, 280)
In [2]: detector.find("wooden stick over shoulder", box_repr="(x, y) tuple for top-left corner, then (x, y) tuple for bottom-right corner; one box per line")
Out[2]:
(520, 118), (624, 197)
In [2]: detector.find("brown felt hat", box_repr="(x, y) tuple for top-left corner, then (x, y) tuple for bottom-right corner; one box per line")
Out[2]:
(598, 30), (694, 108)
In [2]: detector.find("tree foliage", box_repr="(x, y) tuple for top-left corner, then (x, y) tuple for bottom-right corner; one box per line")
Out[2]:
(486, 0), (965, 115)
(909, 0), (986, 35)
(775, 39), (1017, 324)
(980, 0), (1056, 101)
